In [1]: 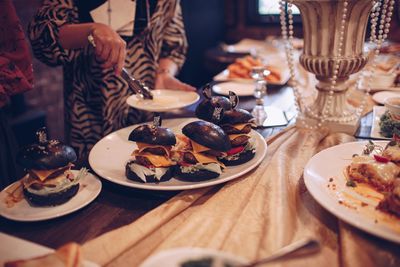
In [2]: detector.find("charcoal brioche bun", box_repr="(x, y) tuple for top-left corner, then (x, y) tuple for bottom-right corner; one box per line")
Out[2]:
(16, 140), (77, 170)
(219, 149), (255, 166)
(125, 162), (173, 183)
(173, 166), (220, 181)
(128, 124), (176, 145)
(219, 109), (254, 125)
(195, 96), (232, 122)
(182, 121), (231, 152)
(23, 184), (80, 206)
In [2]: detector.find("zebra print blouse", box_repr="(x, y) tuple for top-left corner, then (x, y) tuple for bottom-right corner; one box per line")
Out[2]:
(28, 0), (187, 160)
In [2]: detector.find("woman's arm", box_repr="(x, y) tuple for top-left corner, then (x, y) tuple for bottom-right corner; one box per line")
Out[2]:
(59, 23), (127, 75)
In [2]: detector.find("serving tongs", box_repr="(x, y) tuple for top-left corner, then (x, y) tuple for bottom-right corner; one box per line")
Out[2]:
(121, 67), (154, 100)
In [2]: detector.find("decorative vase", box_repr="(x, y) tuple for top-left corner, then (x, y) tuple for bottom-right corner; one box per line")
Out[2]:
(292, 0), (373, 134)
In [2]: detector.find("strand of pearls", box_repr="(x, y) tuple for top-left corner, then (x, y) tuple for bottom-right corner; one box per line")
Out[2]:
(279, 0), (394, 130)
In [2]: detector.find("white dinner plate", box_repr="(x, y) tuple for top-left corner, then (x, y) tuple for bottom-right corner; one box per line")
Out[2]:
(0, 233), (98, 266)
(213, 68), (290, 85)
(0, 171), (102, 222)
(304, 141), (400, 244)
(212, 81), (255, 97)
(89, 118), (267, 191)
(372, 91), (400, 105)
(139, 247), (247, 267)
(126, 90), (200, 112)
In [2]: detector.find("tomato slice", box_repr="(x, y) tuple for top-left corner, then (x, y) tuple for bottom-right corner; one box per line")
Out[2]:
(227, 146), (245, 156)
(374, 154), (390, 163)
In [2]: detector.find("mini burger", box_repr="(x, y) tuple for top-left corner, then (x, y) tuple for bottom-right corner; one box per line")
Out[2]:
(217, 109), (257, 166)
(173, 120), (231, 181)
(125, 123), (176, 183)
(195, 85), (232, 123)
(16, 128), (84, 206)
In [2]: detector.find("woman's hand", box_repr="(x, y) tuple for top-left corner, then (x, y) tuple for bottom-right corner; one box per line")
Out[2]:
(155, 72), (196, 91)
(90, 23), (126, 75)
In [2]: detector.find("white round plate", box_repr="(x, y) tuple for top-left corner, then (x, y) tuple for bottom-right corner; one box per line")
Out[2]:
(126, 90), (200, 112)
(372, 91), (400, 105)
(139, 247), (247, 267)
(212, 82), (255, 96)
(0, 171), (101, 222)
(89, 118), (267, 191)
(304, 141), (400, 244)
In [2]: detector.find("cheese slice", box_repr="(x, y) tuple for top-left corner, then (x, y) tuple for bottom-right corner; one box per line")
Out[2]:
(135, 152), (174, 167)
(136, 142), (171, 156)
(190, 140), (211, 153)
(30, 165), (71, 182)
(232, 123), (251, 131)
(228, 133), (250, 141)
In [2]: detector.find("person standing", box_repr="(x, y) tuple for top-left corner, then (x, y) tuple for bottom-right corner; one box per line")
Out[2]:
(28, 0), (195, 161)
(0, 0), (34, 189)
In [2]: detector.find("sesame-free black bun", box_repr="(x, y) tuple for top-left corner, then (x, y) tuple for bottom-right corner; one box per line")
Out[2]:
(173, 166), (220, 181)
(195, 96), (232, 122)
(16, 140), (77, 170)
(219, 149), (255, 166)
(128, 125), (176, 146)
(219, 109), (254, 125)
(23, 184), (79, 207)
(182, 121), (231, 152)
(125, 162), (173, 183)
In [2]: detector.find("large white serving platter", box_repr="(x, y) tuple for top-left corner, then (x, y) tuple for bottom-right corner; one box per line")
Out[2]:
(0, 171), (101, 222)
(304, 141), (400, 244)
(89, 118), (267, 191)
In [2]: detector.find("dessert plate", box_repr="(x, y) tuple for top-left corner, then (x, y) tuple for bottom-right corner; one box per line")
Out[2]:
(0, 171), (101, 222)
(126, 90), (200, 112)
(372, 91), (400, 105)
(212, 81), (255, 96)
(89, 118), (267, 191)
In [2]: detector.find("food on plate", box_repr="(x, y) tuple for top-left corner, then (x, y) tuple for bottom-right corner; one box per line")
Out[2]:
(217, 109), (256, 166)
(195, 84), (232, 123)
(173, 121), (231, 181)
(227, 56), (282, 83)
(5, 242), (82, 267)
(379, 110), (400, 138)
(125, 117), (176, 183)
(345, 140), (400, 217)
(15, 128), (86, 207)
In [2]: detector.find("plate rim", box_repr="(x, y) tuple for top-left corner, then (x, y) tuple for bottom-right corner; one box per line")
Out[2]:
(212, 81), (255, 97)
(213, 69), (290, 85)
(126, 89), (200, 112)
(372, 91), (400, 105)
(89, 118), (267, 191)
(0, 171), (102, 222)
(303, 140), (400, 244)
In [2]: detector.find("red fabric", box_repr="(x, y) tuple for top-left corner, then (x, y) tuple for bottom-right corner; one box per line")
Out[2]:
(0, 0), (33, 108)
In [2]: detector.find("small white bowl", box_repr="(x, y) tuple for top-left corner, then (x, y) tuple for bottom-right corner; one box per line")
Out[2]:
(384, 96), (400, 115)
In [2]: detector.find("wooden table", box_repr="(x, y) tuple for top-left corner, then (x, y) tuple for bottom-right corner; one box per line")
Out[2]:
(0, 84), (296, 249)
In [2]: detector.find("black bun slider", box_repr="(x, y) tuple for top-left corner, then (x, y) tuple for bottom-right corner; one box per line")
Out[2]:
(16, 140), (77, 170)
(128, 124), (176, 146)
(219, 109), (254, 125)
(195, 96), (232, 122)
(182, 121), (231, 152)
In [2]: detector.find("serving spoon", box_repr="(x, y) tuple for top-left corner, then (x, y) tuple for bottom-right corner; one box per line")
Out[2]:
(239, 237), (320, 267)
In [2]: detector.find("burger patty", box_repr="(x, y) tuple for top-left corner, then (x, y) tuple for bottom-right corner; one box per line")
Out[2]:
(183, 152), (198, 164)
(135, 156), (154, 167)
(231, 135), (250, 146)
(221, 124), (252, 134)
(141, 147), (167, 156)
